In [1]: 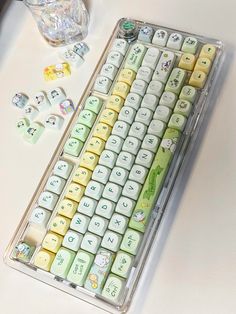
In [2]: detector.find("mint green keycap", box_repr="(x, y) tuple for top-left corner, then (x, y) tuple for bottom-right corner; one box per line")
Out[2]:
(111, 251), (134, 278)
(168, 113), (187, 131)
(101, 231), (122, 252)
(181, 37), (198, 54)
(129, 128), (181, 232)
(124, 43), (147, 73)
(165, 68), (187, 95)
(77, 109), (96, 128)
(84, 248), (114, 293)
(67, 250), (94, 286)
(120, 228), (142, 255)
(174, 99), (192, 117)
(23, 122), (44, 144)
(64, 137), (83, 156)
(102, 274), (125, 303)
(71, 123), (90, 142)
(50, 248), (75, 279)
(179, 85), (197, 103)
(84, 96), (103, 114)
(16, 118), (29, 134)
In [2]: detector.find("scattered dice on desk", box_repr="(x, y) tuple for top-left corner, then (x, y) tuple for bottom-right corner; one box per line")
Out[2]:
(12, 93), (29, 109)
(59, 99), (75, 115)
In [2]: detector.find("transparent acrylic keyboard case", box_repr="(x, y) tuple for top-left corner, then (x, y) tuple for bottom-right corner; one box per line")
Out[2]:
(5, 18), (224, 313)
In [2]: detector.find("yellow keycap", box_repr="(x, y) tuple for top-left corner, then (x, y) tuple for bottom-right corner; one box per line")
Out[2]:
(112, 82), (130, 99)
(80, 152), (99, 171)
(87, 137), (105, 155)
(42, 232), (63, 253)
(50, 215), (70, 235)
(44, 63), (71, 81)
(106, 95), (124, 113)
(57, 198), (78, 218)
(189, 70), (207, 88)
(194, 57), (211, 74)
(99, 109), (118, 127)
(118, 68), (136, 86)
(65, 182), (85, 202)
(178, 53), (196, 71)
(199, 44), (216, 61)
(34, 249), (55, 271)
(93, 123), (111, 141)
(73, 167), (92, 186)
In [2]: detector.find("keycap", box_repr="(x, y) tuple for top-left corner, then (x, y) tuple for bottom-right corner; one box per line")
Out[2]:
(165, 68), (187, 94)
(178, 53), (196, 71)
(24, 105), (39, 121)
(80, 232), (101, 254)
(93, 123), (112, 141)
(50, 248), (75, 278)
(135, 108), (153, 126)
(42, 232), (63, 253)
(174, 99), (192, 117)
(84, 96), (103, 114)
(88, 215), (108, 236)
(153, 105), (172, 123)
(64, 138), (83, 157)
(118, 68), (136, 86)
(23, 122), (44, 144)
(136, 66), (153, 83)
(152, 29), (168, 46)
(130, 79), (147, 97)
(107, 51), (123, 68)
(111, 251), (134, 278)
(115, 197), (135, 217)
(44, 114), (64, 130)
(53, 160), (73, 179)
(59, 48), (84, 68)
(116, 151), (135, 171)
(70, 213), (90, 234)
(159, 91), (177, 109)
(12, 93), (28, 108)
(44, 62), (71, 81)
(96, 198), (115, 219)
(124, 43), (147, 72)
(129, 122), (147, 140)
(138, 25), (154, 42)
(87, 137), (105, 155)
(77, 196), (97, 217)
(122, 179), (142, 200)
(13, 241), (35, 262)
(63, 230), (82, 251)
(50, 215), (70, 235)
(181, 36), (198, 54)
(65, 182), (85, 202)
(94, 75), (112, 94)
(102, 274), (125, 303)
(142, 134), (160, 153)
(129, 164), (148, 184)
(167, 33), (183, 50)
(59, 99), (74, 115)
(73, 42), (90, 57)
(73, 167), (92, 186)
(135, 149), (154, 168)
(153, 50), (176, 83)
(34, 91), (51, 111)
(103, 182), (122, 202)
(113, 82), (130, 99)
(122, 136), (141, 155)
(111, 38), (129, 55)
(85, 180), (104, 200)
(194, 57), (212, 74)
(38, 191), (58, 211)
(168, 113), (187, 131)
(199, 44), (216, 61)
(141, 94), (158, 111)
(179, 85), (197, 103)
(124, 93), (142, 110)
(100, 63), (118, 80)
(99, 150), (117, 168)
(105, 135), (124, 154)
(46, 175), (66, 194)
(100, 109), (118, 127)
(120, 228), (142, 255)
(29, 207), (51, 228)
(118, 106), (136, 125)
(47, 87), (66, 106)
(77, 109), (96, 128)
(57, 199), (77, 218)
(92, 165), (111, 184)
(16, 118), (30, 134)
(189, 70), (207, 88)
(84, 248), (114, 293)
(147, 80), (164, 97)
(101, 230), (122, 252)
(142, 47), (160, 70)
(108, 213), (128, 234)
(110, 166), (129, 186)
(67, 250), (94, 286)
(34, 249), (55, 271)
(106, 95), (124, 113)
(80, 152), (99, 171)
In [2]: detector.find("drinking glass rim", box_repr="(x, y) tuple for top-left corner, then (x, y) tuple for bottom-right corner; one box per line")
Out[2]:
(23, 0), (59, 8)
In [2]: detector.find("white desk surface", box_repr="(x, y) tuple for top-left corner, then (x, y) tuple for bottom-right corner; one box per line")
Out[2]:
(1, 1), (236, 313)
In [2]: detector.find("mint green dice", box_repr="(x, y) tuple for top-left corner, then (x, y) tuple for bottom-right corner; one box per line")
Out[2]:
(50, 248), (75, 278)
(84, 96), (103, 114)
(23, 122), (45, 144)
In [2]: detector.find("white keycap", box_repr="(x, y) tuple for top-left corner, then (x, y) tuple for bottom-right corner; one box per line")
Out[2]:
(115, 197), (135, 217)
(53, 160), (73, 179)
(96, 198), (115, 219)
(92, 165), (111, 184)
(63, 230), (82, 251)
(77, 196), (97, 217)
(138, 26), (154, 43)
(34, 91), (51, 111)
(159, 91), (177, 109)
(129, 165), (148, 184)
(122, 136), (141, 155)
(118, 106), (136, 124)
(101, 231), (122, 252)
(141, 94), (158, 111)
(135, 108), (153, 126)
(147, 80), (164, 97)
(122, 180), (142, 200)
(110, 167), (129, 186)
(105, 135), (124, 154)
(29, 207), (51, 227)
(142, 134), (160, 153)
(81, 232), (101, 254)
(152, 29), (168, 46)
(88, 215), (108, 236)
(45, 114), (64, 130)
(46, 175), (66, 194)
(136, 66), (153, 83)
(99, 150), (118, 169)
(103, 182), (122, 202)
(148, 120), (166, 137)
(108, 213), (129, 234)
(100, 63), (118, 80)
(124, 93), (142, 110)
(136, 149), (154, 168)
(130, 79), (148, 97)
(153, 105), (172, 122)
(59, 48), (84, 68)
(70, 213), (90, 234)
(85, 180), (104, 200)
(106, 51), (123, 68)
(38, 191), (58, 211)
(24, 105), (39, 120)
(153, 51), (176, 83)
(112, 121), (130, 139)
(142, 47), (161, 70)
(111, 38), (129, 55)
(47, 87), (66, 106)
(94, 75), (112, 94)
(167, 33), (183, 50)
(129, 122), (147, 140)
(116, 151), (135, 171)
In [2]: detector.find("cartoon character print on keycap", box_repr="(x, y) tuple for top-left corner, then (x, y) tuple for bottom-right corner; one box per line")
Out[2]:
(54, 64), (64, 78)
(161, 137), (178, 153)
(140, 27), (151, 36)
(94, 251), (110, 269)
(17, 121), (25, 128)
(143, 165), (164, 200)
(46, 116), (56, 126)
(171, 34), (180, 42)
(51, 90), (60, 98)
(12, 94), (24, 107)
(133, 210), (145, 224)
(27, 127), (37, 136)
(161, 59), (172, 72)
(88, 274), (98, 289)
(15, 243), (31, 258)
(35, 94), (44, 105)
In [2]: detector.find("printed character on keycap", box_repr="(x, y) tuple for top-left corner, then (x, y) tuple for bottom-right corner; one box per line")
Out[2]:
(133, 210), (145, 224)
(46, 116), (56, 126)
(94, 251), (110, 269)
(27, 127), (37, 136)
(88, 273), (98, 289)
(54, 64), (64, 78)
(12, 93), (27, 108)
(161, 137), (178, 153)
(51, 90), (59, 99)
(161, 60), (171, 72)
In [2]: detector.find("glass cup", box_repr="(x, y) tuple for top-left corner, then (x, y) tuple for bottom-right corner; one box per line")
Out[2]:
(24, 0), (89, 47)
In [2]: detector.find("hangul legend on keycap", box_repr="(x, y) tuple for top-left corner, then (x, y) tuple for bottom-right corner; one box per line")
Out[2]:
(5, 18), (223, 314)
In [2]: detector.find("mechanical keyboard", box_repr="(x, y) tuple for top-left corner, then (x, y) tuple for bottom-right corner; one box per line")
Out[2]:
(5, 18), (224, 313)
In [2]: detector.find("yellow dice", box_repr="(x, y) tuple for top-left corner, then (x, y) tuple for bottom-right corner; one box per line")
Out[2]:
(42, 232), (63, 253)
(112, 82), (130, 99)
(178, 53), (196, 71)
(65, 182), (85, 202)
(118, 68), (136, 86)
(194, 57), (211, 74)
(80, 152), (99, 171)
(93, 123), (111, 141)
(73, 167), (92, 186)
(57, 198), (77, 218)
(199, 44), (216, 61)
(34, 249), (55, 271)
(50, 215), (70, 236)
(44, 62), (71, 81)
(189, 70), (207, 88)
(106, 95), (124, 113)
(99, 109), (118, 127)
(87, 137), (105, 155)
